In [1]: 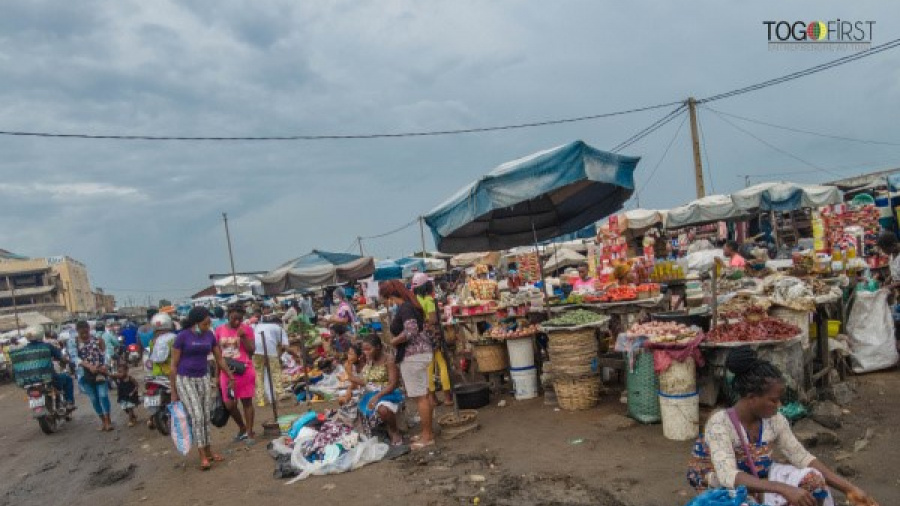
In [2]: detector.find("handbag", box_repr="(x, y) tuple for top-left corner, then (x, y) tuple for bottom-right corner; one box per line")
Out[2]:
(210, 391), (229, 428)
(225, 358), (247, 375)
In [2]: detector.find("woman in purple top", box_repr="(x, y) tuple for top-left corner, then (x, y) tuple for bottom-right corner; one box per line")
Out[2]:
(170, 307), (234, 471)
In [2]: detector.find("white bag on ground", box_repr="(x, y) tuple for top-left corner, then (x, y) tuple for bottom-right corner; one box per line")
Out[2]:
(285, 435), (389, 484)
(846, 289), (899, 373)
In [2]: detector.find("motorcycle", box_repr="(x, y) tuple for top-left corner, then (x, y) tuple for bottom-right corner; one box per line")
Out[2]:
(24, 381), (71, 435)
(144, 375), (171, 436)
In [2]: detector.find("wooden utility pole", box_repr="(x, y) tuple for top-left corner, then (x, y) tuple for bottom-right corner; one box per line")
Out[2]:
(687, 97), (706, 199)
(418, 217), (428, 260)
(6, 276), (22, 336)
(357, 236), (364, 256)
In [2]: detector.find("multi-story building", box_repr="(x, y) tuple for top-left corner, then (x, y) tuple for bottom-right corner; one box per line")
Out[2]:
(93, 288), (116, 314)
(0, 255), (97, 321)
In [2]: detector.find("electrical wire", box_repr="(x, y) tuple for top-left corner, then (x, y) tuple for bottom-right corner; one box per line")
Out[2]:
(0, 38), (896, 142)
(634, 112), (688, 201)
(703, 106), (900, 147)
(696, 107), (715, 194)
(707, 109), (844, 178)
(359, 218), (418, 240)
(611, 104), (688, 153)
(0, 102), (682, 141)
(699, 38), (900, 103)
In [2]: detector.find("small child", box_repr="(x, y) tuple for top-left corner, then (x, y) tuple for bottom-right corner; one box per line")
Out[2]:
(113, 349), (139, 427)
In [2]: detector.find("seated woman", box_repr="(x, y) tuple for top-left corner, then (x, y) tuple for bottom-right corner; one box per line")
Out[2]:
(338, 343), (366, 405)
(688, 347), (878, 506)
(347, 334), (402, 446)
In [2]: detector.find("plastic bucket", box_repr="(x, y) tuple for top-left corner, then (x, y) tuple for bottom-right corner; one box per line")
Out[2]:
(506, 337), (535, 369)
(658, 358), (696, 396)
(510, 366), (538, 400)
(658, 391), (699, 441)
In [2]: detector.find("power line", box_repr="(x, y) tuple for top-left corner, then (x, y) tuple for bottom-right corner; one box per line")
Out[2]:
(703, 106), (900, 147)
(359, 218), (418, 240)
(635, 112), (688, 202)
(612, 104), (688, 153)
(699, 38), (900, 103)
(707, 109), (844, 178)
(0, 101), (682, 141)
(1, 38), (897, 143)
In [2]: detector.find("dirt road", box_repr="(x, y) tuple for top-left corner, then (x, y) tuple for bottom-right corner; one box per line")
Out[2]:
(0, 371), (897, 506)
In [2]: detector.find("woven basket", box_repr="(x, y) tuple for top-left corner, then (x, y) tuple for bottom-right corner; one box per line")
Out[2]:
(547, 327), (598, 377)
(659, 357), (696, 396)
(627, 351), (661, 424)
(473, 342), (508, 373)
(554, 374), (602, 410)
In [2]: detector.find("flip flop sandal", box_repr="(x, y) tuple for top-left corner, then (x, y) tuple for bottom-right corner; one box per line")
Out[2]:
(411, 440), (435, 451)
(200, 459), (212, 471)
(233, 432), (248, 443)
(210, 454), (225, 463)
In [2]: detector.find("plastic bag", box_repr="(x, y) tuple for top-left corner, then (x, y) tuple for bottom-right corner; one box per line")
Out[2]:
(685, 486), (760, 506)
(847, 289), (899, 373)
(210, 391), (229, 428)
(168, 401), (193, 456)
(285, 435), (389, 483)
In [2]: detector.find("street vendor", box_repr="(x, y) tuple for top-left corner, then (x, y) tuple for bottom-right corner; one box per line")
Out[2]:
(723, 240), (747, 269)
(687, 347), (878, 506)
(571, 264), (596, 293)
(877, 231), (900, 285)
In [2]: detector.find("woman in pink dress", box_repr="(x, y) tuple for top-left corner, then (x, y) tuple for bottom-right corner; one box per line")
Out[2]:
(215, 304), (257, 443)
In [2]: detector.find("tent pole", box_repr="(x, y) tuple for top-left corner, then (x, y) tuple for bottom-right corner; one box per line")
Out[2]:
(419, 217), (428, 261)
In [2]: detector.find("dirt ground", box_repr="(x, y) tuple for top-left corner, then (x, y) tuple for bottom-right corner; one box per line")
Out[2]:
(0, 370), (897, 506)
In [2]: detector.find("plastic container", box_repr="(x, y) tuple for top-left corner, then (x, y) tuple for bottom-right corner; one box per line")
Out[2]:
(510, 366), (538, 400)
(454, 383), (490, 409)
(658, 391), (699, 441)
(506, 337), (535, 369)
(658, 358), (696, 396)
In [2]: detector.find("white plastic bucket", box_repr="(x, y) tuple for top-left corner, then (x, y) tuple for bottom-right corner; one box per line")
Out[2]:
(658, 358), (696, 396)
(510, 366), (538, 400)
(506, 338), (535, 369)
(658, 391), (699, 441)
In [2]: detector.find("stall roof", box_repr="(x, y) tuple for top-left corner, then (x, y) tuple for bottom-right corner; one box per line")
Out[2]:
(825, 168), (900, 192)
(732, 182), (842, 212)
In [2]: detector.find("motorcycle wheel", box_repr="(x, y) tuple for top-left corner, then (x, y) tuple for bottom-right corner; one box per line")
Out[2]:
(154, 409), (170, 436)
(38, 415), (57, 435)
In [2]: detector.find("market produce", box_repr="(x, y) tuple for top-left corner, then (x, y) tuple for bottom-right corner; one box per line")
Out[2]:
(601, 285), (637, 302)
(488, 324), (539, 340)
(717, 294), (770, 319)
(627, 321), (698, 343)
(705, 317), (800, 344)
(542, 309), (609, 328)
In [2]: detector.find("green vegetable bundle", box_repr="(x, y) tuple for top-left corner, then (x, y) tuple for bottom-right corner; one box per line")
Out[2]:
(543, 309), (608, 328)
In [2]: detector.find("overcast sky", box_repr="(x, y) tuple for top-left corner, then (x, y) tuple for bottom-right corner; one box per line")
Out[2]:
(1, 1), (899, 304)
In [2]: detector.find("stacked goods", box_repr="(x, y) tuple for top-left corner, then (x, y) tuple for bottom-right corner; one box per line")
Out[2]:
(516, 252), (540, 282)
(600, 285), (637, 302)
(820, 204), (880, 255)
(542, 311), (608, 410)
(487, 324), (540, 340)
(627, 321), (699, 345)
(705, 317), (801, 344)
(717, 294), (771, 320)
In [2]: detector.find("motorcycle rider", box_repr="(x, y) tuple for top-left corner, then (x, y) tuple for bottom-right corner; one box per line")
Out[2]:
(18, 326), (76, 410)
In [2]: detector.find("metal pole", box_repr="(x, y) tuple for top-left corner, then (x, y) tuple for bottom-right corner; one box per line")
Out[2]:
(419, 217), (428, 261)
(357, 236), (365, 256)
(687, 97), (706, 199)
(222, 213), (239, 296)
(260, 331), (279, 420)
(6, 276), (22, 337)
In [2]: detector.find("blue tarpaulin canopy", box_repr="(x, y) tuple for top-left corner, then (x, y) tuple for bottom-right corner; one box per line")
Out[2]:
(373, 258), (426, 281)
(424, 140), (639, 253)
(260, 250), (375, 295)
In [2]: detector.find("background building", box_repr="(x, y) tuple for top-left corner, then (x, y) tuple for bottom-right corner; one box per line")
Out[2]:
(0, 254), (97, 321)
(93, 288), (116, 314)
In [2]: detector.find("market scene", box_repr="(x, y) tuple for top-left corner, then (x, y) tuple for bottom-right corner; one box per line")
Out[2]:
(0, 4), (898, 506)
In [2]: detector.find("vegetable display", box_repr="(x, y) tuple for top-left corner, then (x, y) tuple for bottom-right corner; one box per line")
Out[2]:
(705, 317), (800, 344)
(543, 310), (609, 328)
(488, 324), (540, 340)
(628, 321), (699, 344)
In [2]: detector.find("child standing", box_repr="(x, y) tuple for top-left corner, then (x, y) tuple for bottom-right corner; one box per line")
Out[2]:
(113, 349), (140, 427)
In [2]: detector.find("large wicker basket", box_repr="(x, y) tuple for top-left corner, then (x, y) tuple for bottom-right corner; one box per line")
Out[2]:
(473, 342), (508, 373)
(547, 328), (599, 377)
(554, 374), (602, 410)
